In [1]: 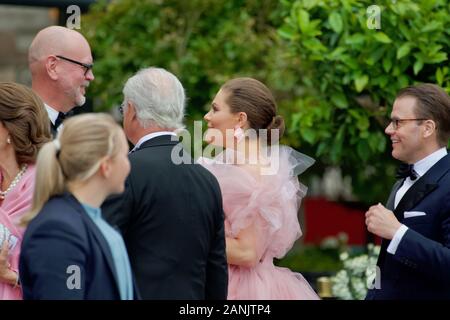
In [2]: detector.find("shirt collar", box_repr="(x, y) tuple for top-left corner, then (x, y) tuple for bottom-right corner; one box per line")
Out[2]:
(44, 103), (59, 125)
(131, 131), (177, 153)
(81, 202), (102, 220)
(413, 147), (448, 177)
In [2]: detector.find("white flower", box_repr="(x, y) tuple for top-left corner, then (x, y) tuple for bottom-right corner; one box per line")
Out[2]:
(331, 245), (381, 300)
(339, 252), (349, 261)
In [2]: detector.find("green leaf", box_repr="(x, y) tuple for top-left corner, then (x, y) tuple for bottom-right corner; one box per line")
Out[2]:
(320, 79), (328, 92)
(398, 75), (409, 89)
(278, 25), (296, 40)
(360, 131), (369, 139)
(396, 43), (411, 59)
(371, 132), (387, 153)
(290, 113), (302, 130)
(382, 56), (392, 72)
(328, 12), (343, 33)
(377, 75), (389, 88)
(354, 75), (369, 92)
(316, 141), (328, 157)
(398, 24), (411, 40)
(428, 52), (447, 64)
(345, 33), (365, 45)
(357, 117), (370, 131)
(413, 59), (424, 75)
(421, 21), (442, 33)
(297, 9), (310, 33)
(303, 38), (328, 52)
(328, 47), (347, 60)
(436, 68), (444, 85)
(373, 32), (392, 43)
(357, 140), (370, 162)
(428, 44), (443, 55)
(301, 127), (316, 144)
(341, 55), (358, 69)
(331, 126), (345, 163)
(331, 92), (348, 109)
(366, 46), (385, 66)
(303, 0), (320, 10)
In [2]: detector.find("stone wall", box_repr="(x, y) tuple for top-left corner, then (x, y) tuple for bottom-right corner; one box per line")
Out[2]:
(0, 4), (57, 84)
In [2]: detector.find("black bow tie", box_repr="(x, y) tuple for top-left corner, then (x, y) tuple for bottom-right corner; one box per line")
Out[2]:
(396, 163), (418, 181)
(54, 112), (66, 129)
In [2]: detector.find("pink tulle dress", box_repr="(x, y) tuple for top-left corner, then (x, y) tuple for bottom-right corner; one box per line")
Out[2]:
(199, 146), (319, 300)
(0, 164), (35, 300)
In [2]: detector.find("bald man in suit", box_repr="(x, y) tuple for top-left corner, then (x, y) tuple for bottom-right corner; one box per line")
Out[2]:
(28, 26), (94, 136)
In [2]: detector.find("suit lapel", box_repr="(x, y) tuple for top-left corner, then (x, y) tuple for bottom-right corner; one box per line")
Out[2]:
(50, 121), (58, 138)
(393, 153), (450, 220)
(64, 194), (121, 294)
(377, 153), (450, 269)
(386, 180), (403, 211)
(393, 182), (437, 221)
(376, 181), (400, 267)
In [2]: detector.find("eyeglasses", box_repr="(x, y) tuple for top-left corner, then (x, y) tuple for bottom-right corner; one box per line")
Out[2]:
(56, 55), (93, 76)
(389, 118), (427, 130)
(119, 102), (126, 115)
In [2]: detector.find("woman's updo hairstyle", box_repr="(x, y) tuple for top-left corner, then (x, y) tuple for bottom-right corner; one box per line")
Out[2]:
(221, 77), (285, 145)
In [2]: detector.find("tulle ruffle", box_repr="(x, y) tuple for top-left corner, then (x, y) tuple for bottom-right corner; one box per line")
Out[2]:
(227, 262), (320, 300)
(198, 145), (314, 259)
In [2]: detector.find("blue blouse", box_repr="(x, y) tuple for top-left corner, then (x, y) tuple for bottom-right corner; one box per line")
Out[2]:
(81, 203), (133, 300)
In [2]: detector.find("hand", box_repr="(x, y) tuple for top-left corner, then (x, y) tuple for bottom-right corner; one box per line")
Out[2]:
(365, 203), (402, 240)
(0, 241), (11, 277)
(0, 241), (18, 286)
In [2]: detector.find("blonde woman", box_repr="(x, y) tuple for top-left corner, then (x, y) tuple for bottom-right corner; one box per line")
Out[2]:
(19, 113), (136, 300)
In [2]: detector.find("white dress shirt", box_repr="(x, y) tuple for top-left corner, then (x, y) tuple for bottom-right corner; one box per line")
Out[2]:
(45, 103), (59, 126)
(44, 103), (66, 134)
(387, 147), (448, 254)
(130, 131), (177, 153)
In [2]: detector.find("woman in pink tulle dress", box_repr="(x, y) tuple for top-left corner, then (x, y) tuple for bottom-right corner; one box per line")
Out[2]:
(199, 77), (319, 300)
(0, 82), (51, 299)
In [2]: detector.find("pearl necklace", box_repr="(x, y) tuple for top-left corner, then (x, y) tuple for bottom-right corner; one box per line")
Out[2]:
(0, 164), (28, 200)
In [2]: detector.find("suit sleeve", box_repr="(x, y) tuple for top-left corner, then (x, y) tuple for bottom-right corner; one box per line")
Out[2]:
(20, 220), (88, 299)
(205, 181), (228, 300)
(102, 176), (135, 235)
(394, 192), (450, 286)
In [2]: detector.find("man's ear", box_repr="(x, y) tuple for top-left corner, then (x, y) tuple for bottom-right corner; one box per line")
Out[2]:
(423, 119), (436, 139)
(46, 55), (59, 80)
(127, 102), (138, 122)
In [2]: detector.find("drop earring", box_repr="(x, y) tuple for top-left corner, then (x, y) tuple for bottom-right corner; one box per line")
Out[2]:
(234, 126), (245, 143)
(6, 137), (11, 144)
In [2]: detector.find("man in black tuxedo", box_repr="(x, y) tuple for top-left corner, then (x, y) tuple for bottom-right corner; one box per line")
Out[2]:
(28, 26), (94, 137)
(102, 67), (228, 299)
(365, 84), (450, 299)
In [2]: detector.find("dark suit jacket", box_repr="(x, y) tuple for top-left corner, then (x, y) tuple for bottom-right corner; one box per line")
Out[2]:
(49, 110), (73, 138)
(19, 193), (138, 300)
(50, 120), (58, 138)
(366, 152), (450, 299)
(102, 135), (228, 300)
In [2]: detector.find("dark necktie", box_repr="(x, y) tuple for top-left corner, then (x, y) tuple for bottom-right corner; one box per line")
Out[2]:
(396, 163), (418, 181)
(54, 112), (66, 129)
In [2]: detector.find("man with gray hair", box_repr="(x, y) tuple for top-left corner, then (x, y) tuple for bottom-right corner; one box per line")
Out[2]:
(102, 67), (228, 299)
(28, 26), (94, 137)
